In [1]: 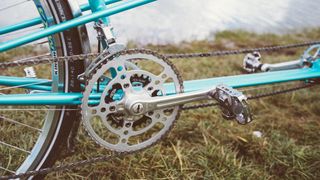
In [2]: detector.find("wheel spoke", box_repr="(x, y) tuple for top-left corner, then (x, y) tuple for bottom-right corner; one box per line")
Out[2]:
(0, 166), (15, 174)
(0, 115), (41, 132)
(0, 141), (30, 154)
(35, 41), (49, 46)
(0, 80), (51, 91)
(14, 53), (51, 63)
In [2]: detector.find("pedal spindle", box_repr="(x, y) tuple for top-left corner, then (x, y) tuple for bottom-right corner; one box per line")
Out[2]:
(212, 85), (253, 125)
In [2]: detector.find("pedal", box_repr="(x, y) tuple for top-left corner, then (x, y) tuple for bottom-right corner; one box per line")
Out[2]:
(243, 51), (262, 73)
(212, 84), (253, 125)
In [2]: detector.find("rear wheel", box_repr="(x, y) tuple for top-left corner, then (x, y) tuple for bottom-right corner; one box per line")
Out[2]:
(0, 0), (89, 178)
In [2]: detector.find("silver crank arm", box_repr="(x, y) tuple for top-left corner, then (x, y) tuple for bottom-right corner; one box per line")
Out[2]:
(260, 60), (302, 72)
(243, 52), (303, 73)
(125, 84), (253, 125)
(128, 88), (215, 114)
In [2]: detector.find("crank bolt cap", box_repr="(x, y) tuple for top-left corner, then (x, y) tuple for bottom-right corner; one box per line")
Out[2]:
(131, 103), (144, 115)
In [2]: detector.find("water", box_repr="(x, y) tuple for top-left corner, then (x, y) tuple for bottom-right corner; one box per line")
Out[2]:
(1, 0), (320, 44)
(108, 0), (320, 44)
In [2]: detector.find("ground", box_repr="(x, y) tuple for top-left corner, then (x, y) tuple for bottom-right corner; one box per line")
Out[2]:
(1, 29), (320, 179)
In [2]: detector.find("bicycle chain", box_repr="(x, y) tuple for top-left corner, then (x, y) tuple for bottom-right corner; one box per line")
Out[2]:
(0, 41), (319, 179)
(166, 40), (320, 59)
(0, 53), (98, 69)
(1, 40), (320, 68)
(82, 49), (184, 153)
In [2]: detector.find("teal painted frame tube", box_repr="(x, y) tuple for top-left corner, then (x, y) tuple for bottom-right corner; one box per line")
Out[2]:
(81, 0), (121, 12)
(0, 0), (156, 52)
(0, 64), (319, 106)
(0, 76), (52, 91)
(88, 0), (111, 24)
(0, 0), (121, 35)
(88, 0), (113, 52)
(0, 18), (43, 35)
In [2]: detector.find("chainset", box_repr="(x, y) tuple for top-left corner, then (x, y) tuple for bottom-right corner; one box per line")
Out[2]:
(81, 49), (184, 153)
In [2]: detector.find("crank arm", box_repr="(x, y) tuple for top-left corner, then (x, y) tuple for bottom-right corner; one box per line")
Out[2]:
(243, 52), (304, 73)
(125, 84), (253, 125)
(127, 88), (215, 115)
(261, 60), (302, 72)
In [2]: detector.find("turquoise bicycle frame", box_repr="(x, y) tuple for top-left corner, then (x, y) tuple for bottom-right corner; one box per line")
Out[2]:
(0, 0), (319, 106)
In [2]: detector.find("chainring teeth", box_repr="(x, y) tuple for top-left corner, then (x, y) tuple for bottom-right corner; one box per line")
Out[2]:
(81, 49), (184, 153)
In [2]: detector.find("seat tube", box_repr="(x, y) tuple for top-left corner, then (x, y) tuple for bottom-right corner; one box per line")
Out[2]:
(88, 0), (111, 25)
(88, 0), (116, 77)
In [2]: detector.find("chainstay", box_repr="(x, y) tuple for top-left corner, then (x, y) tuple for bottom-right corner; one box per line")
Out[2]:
(1, 40), (320, 69)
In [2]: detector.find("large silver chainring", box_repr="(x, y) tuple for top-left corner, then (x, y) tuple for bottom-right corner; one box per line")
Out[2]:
(81, 49), (183, 153)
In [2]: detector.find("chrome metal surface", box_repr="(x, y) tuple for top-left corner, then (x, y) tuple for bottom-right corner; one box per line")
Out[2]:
(261, 60), (302, 72)
(94, 23), (116, 45)
(243, 51), (262, 73)
(81, 49), (183, 152)
(213, 84), (252, 124)
(301, 44), (320, 64)
(126, 88), (214, 115)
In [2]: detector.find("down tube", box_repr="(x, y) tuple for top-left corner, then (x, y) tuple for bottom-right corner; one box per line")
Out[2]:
(0, 67), (319, 106)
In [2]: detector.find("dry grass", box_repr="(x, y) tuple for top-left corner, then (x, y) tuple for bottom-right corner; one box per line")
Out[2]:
(1, 29), (320, 179)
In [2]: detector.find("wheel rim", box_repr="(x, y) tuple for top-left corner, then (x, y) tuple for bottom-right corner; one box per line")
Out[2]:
(0, 0), (81, 176)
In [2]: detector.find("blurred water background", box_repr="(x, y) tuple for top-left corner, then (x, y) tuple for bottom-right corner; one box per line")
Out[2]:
(1, 0), (320, 44)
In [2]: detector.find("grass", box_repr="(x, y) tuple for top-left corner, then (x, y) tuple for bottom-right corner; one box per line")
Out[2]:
(1, 29), (320, 179)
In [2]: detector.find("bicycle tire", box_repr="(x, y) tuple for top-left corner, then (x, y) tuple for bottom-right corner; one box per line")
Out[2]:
(13, 0), (89, 179)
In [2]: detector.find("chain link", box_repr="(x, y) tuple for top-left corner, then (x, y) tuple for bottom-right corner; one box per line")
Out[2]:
(1, 40), (320, 68)
(166, 40), (320, 59)
(0, 41), (319, 179)
(0, 53), (98, 69)
(0, 154), (118, 179)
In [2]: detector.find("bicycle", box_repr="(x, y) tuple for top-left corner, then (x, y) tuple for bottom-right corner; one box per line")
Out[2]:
(0, 0), (319, 179)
